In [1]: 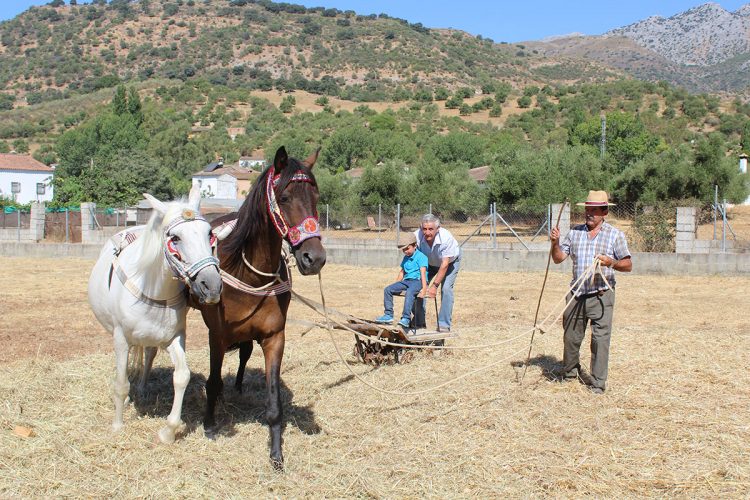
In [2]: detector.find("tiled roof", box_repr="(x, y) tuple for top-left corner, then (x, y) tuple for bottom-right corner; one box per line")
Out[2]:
(0, 153), (54, 172)
(192, 164), (260, 180)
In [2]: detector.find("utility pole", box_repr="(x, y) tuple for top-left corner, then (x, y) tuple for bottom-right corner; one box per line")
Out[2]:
(600, 114), (606, 159)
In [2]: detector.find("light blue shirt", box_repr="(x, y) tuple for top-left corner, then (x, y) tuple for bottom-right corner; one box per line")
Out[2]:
(401, 249), (428, 280)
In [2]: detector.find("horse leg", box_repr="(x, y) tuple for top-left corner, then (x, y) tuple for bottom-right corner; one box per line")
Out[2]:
(158, 333), (189, 444)
(111, 329), (130, 433)
(137, 346), (158, 394)
(262, 333), (285, 470)
(203, 324), (225, 440)
(234, 341), (253, 393)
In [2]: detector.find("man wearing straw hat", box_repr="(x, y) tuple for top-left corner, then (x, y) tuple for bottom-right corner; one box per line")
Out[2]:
(549, 191), (632, 394)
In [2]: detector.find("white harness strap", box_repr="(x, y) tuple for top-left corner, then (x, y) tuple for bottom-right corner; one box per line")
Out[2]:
(211, 217), (294, 296)
(111, 254), (187, 308)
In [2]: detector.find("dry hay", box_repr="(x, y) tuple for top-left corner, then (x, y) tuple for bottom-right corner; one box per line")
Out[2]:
(1, 257), (749, 497)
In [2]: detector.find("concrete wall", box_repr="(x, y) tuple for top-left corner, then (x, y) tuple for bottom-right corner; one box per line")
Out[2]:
(1, 241), (749, 275)
(322, 244), (750, 276)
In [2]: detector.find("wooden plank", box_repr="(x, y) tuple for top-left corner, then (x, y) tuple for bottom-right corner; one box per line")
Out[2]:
(405, 330), (457, 343)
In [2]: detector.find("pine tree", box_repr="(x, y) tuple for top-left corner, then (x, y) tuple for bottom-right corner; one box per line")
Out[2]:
(112, 85), (127, 116)
(127, 87), (143, 125)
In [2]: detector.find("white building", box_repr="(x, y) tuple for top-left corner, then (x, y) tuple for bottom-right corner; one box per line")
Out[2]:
(192, 158), (261, 200)
(0, 153), (54, 203)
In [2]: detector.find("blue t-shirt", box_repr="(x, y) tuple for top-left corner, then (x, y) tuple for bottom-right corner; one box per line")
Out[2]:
(401, 249), (428, 281)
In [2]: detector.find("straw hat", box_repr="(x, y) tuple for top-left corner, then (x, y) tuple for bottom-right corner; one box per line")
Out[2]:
(576, 190), (616, 207)
(397, 232), (417, 249)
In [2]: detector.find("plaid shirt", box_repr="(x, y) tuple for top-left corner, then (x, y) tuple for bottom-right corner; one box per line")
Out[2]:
(560, 222), (630, 296)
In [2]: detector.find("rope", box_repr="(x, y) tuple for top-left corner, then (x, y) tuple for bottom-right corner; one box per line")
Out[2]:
(287, 256), (613, 397)
(316, 273), (531, 396)
(291, 289), (532, 351)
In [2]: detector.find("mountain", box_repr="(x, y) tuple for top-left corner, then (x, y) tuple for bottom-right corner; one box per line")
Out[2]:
(529, 2), (750, 93)
(0, 0), (748, 110)
(606, 3), (750, 66)
(0, 0), (620, 108)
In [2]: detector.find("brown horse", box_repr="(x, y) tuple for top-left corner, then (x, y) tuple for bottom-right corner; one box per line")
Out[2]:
(193, 146), (326, 470)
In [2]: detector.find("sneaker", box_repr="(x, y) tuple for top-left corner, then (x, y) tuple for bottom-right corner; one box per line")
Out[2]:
(374, 314), (393, 324)
(398, 318), (410, 328)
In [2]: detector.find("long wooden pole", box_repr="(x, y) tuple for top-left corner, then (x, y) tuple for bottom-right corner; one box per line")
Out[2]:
(520, 199), (567, 383)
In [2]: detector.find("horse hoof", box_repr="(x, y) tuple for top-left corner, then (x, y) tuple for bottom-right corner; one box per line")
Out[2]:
(158, 426), (176, 444)
(271, 458), (284, 472)
(204, 426), (219, 440)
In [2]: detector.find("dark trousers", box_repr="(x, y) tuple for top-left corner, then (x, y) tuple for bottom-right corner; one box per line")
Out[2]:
(562, 289), (615, 390)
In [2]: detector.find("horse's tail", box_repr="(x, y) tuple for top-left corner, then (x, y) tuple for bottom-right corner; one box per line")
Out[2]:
(128, 345), (145, 381)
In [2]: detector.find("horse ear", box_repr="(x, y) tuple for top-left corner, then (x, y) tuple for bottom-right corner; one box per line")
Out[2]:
(143, 193), (167, 215)
(301, 147), (321, 169)
(188, 186), (201, 211)
(273, 146), (288, 171)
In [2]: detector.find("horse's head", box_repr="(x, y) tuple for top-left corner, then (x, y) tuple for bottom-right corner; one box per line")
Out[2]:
(269, 146), (327, 275)
(144, 188), (223, 304)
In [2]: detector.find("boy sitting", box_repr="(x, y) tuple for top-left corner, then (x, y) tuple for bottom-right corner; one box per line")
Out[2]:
(375, 232), (428, 329)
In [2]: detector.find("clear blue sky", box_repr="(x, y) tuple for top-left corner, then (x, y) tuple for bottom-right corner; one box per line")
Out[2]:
(1, 1), (748, 42)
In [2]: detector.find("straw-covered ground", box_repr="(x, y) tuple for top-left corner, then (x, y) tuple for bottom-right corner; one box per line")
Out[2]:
(1, 257), (748, 497)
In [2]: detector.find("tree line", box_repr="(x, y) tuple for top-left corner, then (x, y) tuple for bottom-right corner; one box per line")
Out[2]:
(44, 79), (749, 214)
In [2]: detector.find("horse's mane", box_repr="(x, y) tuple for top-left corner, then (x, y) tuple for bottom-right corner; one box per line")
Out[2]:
(222, 158), (315, 268)
(134, 198), (190, 278)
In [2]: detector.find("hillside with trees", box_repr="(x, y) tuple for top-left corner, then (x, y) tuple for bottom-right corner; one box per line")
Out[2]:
(0, 0), (748, 212)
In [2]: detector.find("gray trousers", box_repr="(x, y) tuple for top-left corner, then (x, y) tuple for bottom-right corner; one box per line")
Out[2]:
(562, 289), (615, 390)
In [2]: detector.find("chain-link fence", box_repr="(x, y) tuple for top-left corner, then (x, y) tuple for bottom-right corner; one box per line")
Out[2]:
(5, 197), (746, 253)
(320, 203), (551, 249)
(319, 200), (750, 253)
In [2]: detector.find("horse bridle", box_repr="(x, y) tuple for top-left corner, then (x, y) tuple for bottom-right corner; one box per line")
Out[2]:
(265, 166), (321, 247)
(163, 210), (220, 284)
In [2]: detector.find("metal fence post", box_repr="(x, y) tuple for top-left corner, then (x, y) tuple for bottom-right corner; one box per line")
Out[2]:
(722, 198), (727, 252)
(17, 209), (21, 242)
(65, 208), (69, 243)
(325, 204), (329, 231)
(396, 203), (400, 248)
(116, 208), (120, 229)
(714, 184), (719, 240)
(492, 203), (497, 249)
(378, 203), (382, 243)
(429, 203), (432, 215)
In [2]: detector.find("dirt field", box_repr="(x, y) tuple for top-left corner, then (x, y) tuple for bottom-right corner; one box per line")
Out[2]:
(1, 257), (749, 497)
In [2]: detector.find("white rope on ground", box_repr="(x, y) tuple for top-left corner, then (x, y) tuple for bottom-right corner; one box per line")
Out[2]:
(317, 273), (531, 396)
(284, 258), (613, 397)
(291, 289), (533, 351)
(523, 259), (614, 372)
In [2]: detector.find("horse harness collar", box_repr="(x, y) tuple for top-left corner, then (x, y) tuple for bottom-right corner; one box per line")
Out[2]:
(108, 212), (220, 308)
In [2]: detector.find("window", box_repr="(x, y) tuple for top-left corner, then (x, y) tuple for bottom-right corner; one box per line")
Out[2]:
(10, 182), (20, 194)
(36, 183), (45, 195)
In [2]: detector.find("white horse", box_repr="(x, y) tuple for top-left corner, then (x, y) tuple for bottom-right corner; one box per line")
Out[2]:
(88, 188), (222, 443)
